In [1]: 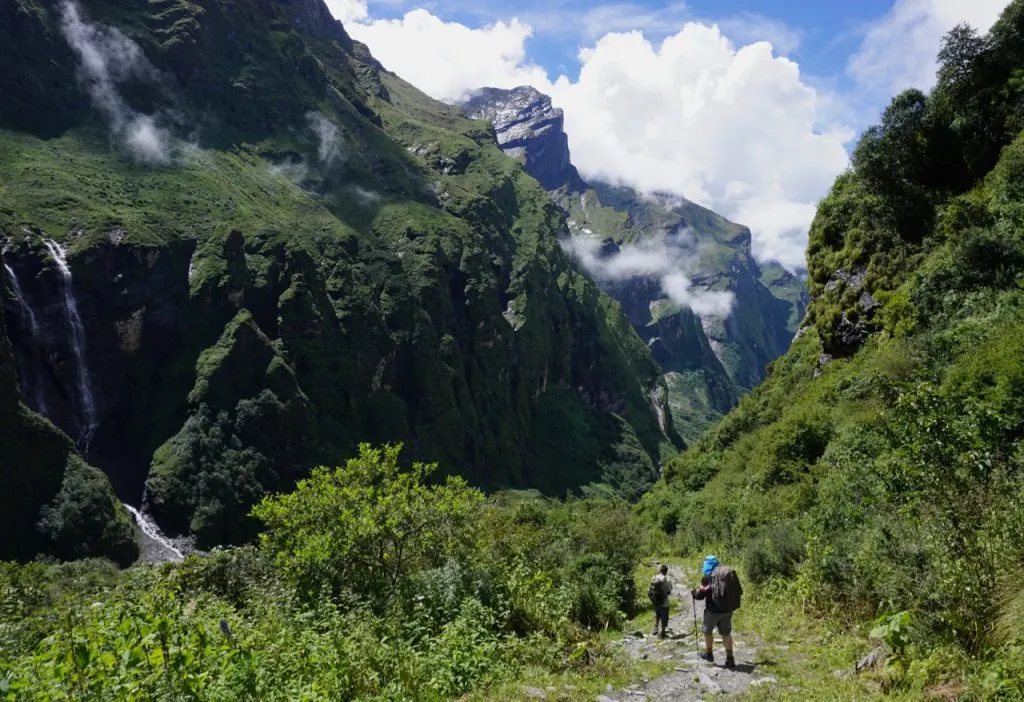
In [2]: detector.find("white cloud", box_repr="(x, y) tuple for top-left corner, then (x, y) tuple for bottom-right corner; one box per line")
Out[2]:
(335, 4), (851, 270)
(545, 27), (852, 270)
(561, 230), (736, 316)
(306, 111), (345, 166)
(342, 7), (549, 101)
(848, 0), (1009, 97)
(324, 0), (369, 24)
(59, 1), (175, 164)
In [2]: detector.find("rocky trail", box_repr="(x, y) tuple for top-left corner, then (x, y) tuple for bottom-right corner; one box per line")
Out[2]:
(600, 564), (782, 700)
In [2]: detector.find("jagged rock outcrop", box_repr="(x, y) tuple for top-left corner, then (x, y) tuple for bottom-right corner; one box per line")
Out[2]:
(462, 86), (809, 440)
(0, 0), (682, 557)
(462, 86), (583, 191)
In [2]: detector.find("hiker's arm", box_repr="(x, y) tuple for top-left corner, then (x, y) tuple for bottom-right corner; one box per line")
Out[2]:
(691, 586), (707, 600)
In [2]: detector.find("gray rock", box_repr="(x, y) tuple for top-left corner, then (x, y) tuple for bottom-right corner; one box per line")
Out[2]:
(856, 644), (888, 673)
(461, 86), (581, 190)
(698, 670), (723, 694)
(522, 686), (547, 699)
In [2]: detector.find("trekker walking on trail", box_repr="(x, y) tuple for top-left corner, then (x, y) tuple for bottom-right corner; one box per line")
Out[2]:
(648, 564), (673, 638)
(691, 555), (743, 668)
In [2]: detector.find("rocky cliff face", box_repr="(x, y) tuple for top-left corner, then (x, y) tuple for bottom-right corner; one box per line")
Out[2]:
(462, 86), (809, 440)
(0, 0), (681, 560)
(462, 87), (583, 191)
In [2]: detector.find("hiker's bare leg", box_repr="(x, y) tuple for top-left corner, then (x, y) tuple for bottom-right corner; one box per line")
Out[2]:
(704, 633), (714, 653)
(723, 635), (734, 657)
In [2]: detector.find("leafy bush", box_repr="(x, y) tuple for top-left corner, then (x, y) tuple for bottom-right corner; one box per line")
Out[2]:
(742, 521), (805, 584)
(252, 443), (483, 607)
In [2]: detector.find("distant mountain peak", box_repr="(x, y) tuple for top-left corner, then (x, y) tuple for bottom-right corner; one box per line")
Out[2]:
(462, 86), (582, 191)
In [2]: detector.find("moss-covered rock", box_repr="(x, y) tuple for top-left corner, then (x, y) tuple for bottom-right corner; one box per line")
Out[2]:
(146, 309), (316, 547)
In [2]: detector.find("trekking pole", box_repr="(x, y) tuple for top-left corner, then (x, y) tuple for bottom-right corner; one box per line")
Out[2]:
(692, 593), (698, 651)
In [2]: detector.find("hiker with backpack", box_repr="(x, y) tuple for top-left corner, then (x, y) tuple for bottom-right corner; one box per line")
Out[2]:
(648, 564), (673, 637)
(691, 555), (742, 668)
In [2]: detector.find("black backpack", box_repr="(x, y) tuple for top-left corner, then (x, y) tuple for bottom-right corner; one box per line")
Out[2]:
(710, 565), (743, 611)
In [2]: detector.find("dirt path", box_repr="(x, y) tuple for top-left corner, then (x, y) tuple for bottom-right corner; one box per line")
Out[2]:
(600, 563), (779, 700)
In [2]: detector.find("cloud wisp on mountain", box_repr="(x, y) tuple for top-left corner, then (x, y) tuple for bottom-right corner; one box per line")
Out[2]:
(59, 1), (176, 165)
(306, 111), (346, 167)
(562, 230), (736, 317)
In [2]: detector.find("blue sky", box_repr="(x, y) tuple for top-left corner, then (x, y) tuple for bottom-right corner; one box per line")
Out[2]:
(514, 0), (894, 83)
(326, 0), (1008, 270)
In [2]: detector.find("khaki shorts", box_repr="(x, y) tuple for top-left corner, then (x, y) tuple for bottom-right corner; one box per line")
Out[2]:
(702, 609), (733, 636)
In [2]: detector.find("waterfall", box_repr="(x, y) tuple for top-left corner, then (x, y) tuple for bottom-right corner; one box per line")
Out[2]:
(4, 263), (40, 334)
(123, 504), (185, 562)
(42, 239), (98, 449)
(4, 262), (50, 416)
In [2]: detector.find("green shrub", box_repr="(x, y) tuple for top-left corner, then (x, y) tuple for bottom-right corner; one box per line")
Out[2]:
(742, 522), (805, 584)
(252, 442), (483, 607)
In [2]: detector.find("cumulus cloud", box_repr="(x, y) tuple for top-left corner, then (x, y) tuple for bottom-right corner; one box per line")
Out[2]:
(324, 0), (370, 24)
(547, 27), (851, 270)
(336, 5), (851, 271)
(561, 230), (736, 317)
(59, 1), (175, 164)
(343, 8), (549, 101)
(848, 0), (1008, 98)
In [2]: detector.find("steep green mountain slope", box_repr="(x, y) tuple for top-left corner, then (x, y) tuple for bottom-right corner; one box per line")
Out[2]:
(0, 0), (681, 559)
(461, 87), (808, 441)
(641, 5), (1024, 694)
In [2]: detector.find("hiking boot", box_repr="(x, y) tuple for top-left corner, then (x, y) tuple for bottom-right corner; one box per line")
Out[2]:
(698, 651), (714, 663)
(725, 656), (736, 669)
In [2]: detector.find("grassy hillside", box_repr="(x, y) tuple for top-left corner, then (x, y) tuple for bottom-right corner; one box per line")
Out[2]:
(639, 5), (1024, 696)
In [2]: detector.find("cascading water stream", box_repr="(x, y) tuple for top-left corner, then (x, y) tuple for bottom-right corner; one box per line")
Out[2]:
(4, 263), (40, 334)
(4, 262), (49, 415)
(122, 504), (185, 561)
(42, 239), (98, 450)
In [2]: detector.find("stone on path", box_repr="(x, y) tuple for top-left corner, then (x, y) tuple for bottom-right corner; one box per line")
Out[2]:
(522, 686), (547, 699)
(698, 670), (723, 695)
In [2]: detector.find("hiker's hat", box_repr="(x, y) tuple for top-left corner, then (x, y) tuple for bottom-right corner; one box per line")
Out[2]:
(702, 555), (719, 576)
